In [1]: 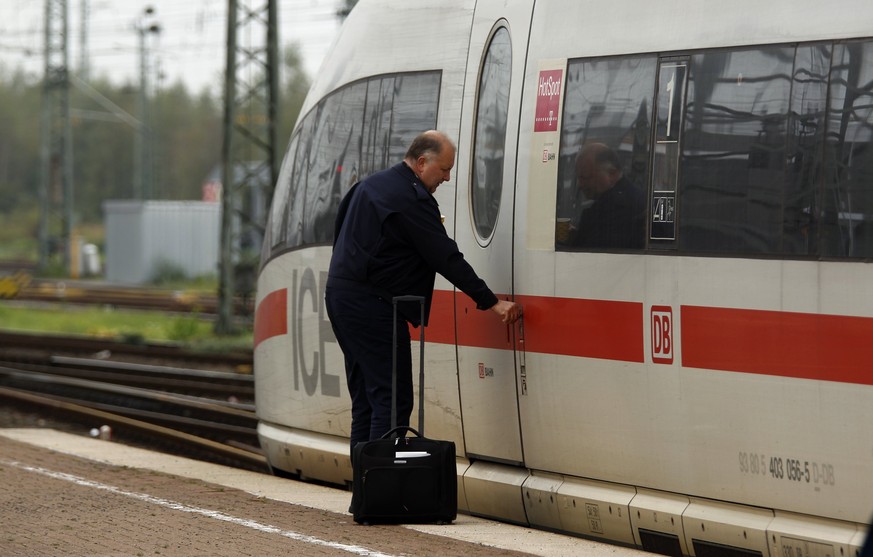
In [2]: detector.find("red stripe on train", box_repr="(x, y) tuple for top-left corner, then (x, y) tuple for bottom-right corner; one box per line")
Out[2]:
(515, 294), (644, 362)
(436, 290), (645, 363)
(681, 305), (873, 385)
(254, 287), (873, 385)
(426, 290), (456, 344)
(253, 287), (645, 363)
(254, 288), (287, 348)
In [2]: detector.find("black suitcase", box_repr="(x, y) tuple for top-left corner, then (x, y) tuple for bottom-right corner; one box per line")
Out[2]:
(350, 295), (458, 525)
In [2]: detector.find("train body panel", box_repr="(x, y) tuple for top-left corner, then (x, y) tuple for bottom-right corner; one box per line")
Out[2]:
(256, 0), (873, 550)
(515, 250), (873, 521)
(254, 248), (343, 435)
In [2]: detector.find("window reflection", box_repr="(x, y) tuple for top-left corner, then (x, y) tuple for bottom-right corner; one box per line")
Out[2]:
(823, 42), (873, 258)
(265, 133), (300, 253)
(361, 77), (395, 178)
(302, 84), (366, 245)
(285, 114), (316, 248)
(556, 56), (655, 250)
(472, 27), (511, 242)
(391, 74), (441, 164)
(679, 47), (794, 254)
(783, 44), (830, 255)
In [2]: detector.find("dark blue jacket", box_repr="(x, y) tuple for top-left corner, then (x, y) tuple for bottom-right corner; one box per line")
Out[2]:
(327, 162), (498, 326)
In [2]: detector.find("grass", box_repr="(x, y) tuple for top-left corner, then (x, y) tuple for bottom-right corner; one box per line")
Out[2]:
(0, 302), (252, 353)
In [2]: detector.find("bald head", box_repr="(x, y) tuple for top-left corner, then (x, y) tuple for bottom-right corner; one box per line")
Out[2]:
(405, 130), (457, 194)
(405, 130), (455, 161)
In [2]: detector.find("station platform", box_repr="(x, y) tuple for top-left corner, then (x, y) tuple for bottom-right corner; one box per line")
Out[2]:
(0, 428), (649, 556)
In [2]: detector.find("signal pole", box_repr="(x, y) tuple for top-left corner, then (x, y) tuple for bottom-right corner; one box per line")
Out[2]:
(216, 0), (280, 334)
(38, 0), (74, 273)
(134, 7), (161, 200)
(78, 0), (89, 80)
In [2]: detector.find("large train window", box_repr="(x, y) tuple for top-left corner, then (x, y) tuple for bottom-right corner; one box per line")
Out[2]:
(555, 56), (656, 251)
(262, 71), (440, 258)
(553, 39), (873, 260)
(471, 26), (511, 243)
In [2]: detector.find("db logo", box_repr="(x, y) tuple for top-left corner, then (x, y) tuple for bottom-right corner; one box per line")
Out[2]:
(651, 306), (673, 364)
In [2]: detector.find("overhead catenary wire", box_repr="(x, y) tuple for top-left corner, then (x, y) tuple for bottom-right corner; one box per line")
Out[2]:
(0, 0), (341, 90)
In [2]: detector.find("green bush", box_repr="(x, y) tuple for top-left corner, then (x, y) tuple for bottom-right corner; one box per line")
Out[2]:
(165, 314), (203, 342)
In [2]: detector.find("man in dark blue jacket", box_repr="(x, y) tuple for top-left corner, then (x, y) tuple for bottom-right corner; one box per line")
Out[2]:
(326, 130), (521, 454)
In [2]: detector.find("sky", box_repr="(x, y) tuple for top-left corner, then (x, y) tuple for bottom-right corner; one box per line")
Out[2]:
(0, 0), (344, 96)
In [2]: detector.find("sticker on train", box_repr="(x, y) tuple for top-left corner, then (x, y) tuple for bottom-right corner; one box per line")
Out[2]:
(534, 69), (563, 132)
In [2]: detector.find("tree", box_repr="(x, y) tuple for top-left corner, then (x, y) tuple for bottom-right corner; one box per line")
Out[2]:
(70, 77), (137, 220)
(0, 68), (42, 213)
(151, 83), (222, 200)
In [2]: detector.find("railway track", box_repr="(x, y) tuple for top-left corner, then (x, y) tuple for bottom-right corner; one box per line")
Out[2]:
(0, 331), (252, 372)
(0, 264), (252, 315)
(8, 278), (253, 315)
(0, 346), (266, 473)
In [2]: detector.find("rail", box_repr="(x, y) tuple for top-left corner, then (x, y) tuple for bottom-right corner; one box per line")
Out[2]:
(0, 353), (265, 472)
(7, 278), (253, 315)
(0, 331), (252, 371)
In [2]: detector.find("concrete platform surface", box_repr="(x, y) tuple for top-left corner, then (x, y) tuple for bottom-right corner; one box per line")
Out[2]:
(0, 428), (649, 556)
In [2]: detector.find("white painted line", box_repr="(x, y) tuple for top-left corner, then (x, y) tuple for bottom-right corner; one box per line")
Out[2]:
(2, 459), (398, 557)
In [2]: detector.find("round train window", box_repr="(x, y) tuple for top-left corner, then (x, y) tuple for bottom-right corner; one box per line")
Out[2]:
(471, 26), (511, 242)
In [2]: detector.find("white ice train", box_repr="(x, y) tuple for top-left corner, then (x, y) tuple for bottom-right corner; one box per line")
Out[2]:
(254, 0), (873, 553)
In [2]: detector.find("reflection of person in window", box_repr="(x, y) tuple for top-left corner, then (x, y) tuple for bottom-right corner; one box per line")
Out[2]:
(569, 142), (646, 249)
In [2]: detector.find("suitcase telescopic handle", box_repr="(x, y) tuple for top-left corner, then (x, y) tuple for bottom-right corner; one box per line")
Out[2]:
(392, 295), (426, 435)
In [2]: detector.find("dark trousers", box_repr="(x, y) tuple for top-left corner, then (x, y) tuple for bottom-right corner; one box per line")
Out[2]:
(325, 287), (413, 456)
(863, 514), (873, 557)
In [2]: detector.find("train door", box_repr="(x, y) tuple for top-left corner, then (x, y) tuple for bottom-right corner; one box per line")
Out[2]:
(454, 1), (533, 464)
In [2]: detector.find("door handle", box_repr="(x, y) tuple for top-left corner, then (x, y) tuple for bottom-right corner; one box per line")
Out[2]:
(517, 311), (527, 396)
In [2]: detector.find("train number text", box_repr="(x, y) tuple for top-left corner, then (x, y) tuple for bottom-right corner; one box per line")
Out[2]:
(738, 451), (835, 487)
